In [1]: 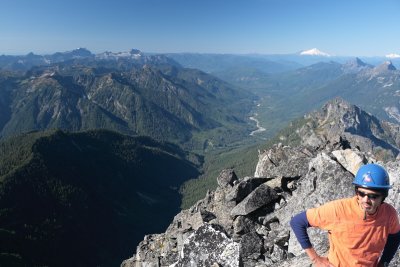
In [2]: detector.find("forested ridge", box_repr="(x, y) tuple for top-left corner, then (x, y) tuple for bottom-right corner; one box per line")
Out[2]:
(0, 129), (200, 266)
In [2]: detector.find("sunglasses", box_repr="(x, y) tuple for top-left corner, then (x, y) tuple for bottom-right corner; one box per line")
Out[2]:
(356, 189), (382, 200)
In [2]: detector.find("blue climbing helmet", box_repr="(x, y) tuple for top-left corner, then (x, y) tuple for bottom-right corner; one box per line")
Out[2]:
(353, 163), (392, 189)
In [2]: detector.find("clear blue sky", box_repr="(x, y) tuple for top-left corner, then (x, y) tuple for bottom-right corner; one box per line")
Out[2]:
(1, 0), (399, 56)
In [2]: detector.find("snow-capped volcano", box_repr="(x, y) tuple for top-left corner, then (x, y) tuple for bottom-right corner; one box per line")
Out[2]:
(386, 53), (400, 59)
(300, 48), (331, 57)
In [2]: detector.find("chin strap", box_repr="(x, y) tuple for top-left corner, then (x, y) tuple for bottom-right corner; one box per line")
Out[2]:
(363, 210), (367, 221)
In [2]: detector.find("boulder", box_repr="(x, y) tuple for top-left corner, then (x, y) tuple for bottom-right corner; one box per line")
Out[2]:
(172, 224), (241, 267)
(254, 145), (313, 179)
(226, 177), (269, 203)
(332, 148), (366, 175)
(217, 169), (238, 187)
(230, 183), (278, 217)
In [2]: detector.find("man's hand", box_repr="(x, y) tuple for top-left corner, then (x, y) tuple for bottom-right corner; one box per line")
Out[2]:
(312, 255), (334, 267)
(305, 247), (334, 267)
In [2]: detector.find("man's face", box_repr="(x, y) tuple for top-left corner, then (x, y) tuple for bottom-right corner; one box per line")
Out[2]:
(356, 187), (384, 214)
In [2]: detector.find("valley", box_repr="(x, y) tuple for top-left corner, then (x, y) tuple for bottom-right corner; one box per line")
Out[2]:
(177, 54), (400, 209)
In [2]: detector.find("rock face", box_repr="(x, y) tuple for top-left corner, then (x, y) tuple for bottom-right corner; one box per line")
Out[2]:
(122, 98), (400, 267)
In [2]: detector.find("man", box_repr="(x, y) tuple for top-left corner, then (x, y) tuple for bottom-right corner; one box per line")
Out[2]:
(290, 163), (400, 267)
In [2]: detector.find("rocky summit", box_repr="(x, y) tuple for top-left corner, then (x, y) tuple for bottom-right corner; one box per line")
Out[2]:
(122, 98), (400, 267)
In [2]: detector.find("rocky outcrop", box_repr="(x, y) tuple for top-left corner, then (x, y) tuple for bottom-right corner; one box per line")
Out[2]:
(299, 98), (400, 157)
(123, 99), (400, 267)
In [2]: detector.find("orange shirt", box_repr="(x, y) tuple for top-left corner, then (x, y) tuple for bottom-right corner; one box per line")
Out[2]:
(307, 196), (400, 267)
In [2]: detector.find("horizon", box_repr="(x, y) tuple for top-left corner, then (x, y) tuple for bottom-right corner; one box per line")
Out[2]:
(1, 0), (400, 57)
(2, 47), (400, 60)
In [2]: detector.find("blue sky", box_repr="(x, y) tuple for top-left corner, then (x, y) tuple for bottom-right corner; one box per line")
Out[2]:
(1, 0), (399, 56)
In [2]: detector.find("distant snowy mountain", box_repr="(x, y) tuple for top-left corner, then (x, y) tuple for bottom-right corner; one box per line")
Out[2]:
(95, 49), (142, 60)
(300, 48), (331, 57)
(386, 53), (400, 59)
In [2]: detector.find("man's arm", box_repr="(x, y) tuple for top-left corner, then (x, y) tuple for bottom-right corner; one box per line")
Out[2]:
(290, 212), (334, 267)
(290, 211), (312, 248)
(378, 231), (400, 266)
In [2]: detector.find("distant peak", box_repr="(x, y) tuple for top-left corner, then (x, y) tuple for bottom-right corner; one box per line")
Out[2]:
(130, 49), (142, 55)
(95, 49), (142, 60)
(342, 57), (372, 73)
(26, 52), (38, 58)
(300, 48), (330, 57)
(354, 57), (366, 66)
(74, 47), (89, 51)
(63, 48), (93, 57)
(385, 53), (400, 59)
(376, 61), (397, 71)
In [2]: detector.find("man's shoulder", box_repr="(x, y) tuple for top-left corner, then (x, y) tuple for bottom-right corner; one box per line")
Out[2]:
(380, 202), (400, 232)
(309, 197), (354, 212)
(323, 197), (359, 215)
(328, 196), (356, 206)
(381, 202), (398, 215)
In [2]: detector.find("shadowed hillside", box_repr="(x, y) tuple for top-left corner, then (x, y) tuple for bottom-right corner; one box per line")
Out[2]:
(0, 129), (200, 266)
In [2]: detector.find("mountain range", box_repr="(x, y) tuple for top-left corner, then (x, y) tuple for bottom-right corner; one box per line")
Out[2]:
(2, 49), (400, 146)
(3, 47), (398, 74)
(167, 49), (400, 72)
(0, 49), (256, 150)
(207, 57), (400, 140)
(2, 48), (400, 203)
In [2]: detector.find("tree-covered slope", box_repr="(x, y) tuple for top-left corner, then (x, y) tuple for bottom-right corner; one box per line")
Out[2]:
(0, 55), (256, 150)
(0, 129), (200, 266)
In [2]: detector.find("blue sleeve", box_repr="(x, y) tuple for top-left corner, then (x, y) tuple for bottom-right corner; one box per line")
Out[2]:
(379, 231), (400, 264)
(290, 211), (312, 249)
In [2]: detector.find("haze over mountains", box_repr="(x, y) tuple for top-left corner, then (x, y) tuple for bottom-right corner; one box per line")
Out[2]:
(1, 47), (399, 72)
(167, 48), (400, 72)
